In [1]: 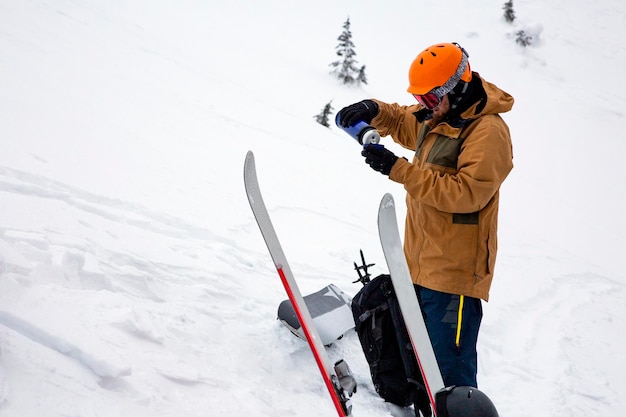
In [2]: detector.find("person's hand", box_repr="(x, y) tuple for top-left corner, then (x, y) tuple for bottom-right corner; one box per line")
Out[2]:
(361, 144), (399, 176)
(337, 100), (379, 127)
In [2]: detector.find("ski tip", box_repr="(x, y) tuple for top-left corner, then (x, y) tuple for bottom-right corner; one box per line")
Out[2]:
(379, 193), (395, 210)
(244, 151), (256, 181)
(245, 150), (255, 166)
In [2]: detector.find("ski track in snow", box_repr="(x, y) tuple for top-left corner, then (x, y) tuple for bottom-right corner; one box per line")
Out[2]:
(0, 165), (266, 416)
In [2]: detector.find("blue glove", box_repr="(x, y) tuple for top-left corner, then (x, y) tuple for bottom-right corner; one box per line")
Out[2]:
(361, 144), (399, 176)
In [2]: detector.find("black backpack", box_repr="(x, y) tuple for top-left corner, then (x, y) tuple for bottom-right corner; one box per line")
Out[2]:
(350, 252), (431, 417)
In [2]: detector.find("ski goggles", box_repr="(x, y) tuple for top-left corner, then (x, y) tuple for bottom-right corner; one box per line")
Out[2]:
(412, 91), (443, 109)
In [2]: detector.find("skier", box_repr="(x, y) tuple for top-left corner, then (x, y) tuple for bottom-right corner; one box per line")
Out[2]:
(337, 42), (514, 389)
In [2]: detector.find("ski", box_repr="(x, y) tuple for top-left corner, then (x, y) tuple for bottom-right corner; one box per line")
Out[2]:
(377, 193), (445, 415)
(244, 151), (355, 417)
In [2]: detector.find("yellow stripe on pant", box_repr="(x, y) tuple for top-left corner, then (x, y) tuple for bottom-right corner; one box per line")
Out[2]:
(455, 295), (465, 349)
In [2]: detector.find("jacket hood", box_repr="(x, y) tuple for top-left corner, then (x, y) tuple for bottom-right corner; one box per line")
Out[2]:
(461, 73), (514, 120)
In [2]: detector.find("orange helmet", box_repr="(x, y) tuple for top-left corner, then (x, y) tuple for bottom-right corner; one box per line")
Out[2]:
(407, 42), (472, 96)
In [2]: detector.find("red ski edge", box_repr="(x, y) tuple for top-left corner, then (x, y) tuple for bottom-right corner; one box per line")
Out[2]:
(276, 266), (349, 417)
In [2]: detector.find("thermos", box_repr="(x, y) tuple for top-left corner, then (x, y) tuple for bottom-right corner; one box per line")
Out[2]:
(335, 114), (380, 145)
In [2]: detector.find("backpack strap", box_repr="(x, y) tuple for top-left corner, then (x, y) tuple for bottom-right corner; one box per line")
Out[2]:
(386, 288), (432, 417)
(357, 303), (389, 327)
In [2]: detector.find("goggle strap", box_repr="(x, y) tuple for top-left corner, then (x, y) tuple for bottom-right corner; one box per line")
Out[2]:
(431, 46), (469, 98)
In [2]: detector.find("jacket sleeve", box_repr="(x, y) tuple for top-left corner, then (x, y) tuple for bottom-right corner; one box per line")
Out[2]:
(370, 100), (422, 151)
(388, 115), (513, 213)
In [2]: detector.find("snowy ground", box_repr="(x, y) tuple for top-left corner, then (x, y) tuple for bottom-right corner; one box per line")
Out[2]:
(1, 1), (625, 416)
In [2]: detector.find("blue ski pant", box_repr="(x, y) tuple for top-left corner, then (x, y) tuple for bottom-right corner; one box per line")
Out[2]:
(414, 285), (483, 388)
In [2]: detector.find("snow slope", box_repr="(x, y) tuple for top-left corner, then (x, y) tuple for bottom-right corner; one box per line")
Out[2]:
(1, 0), (625, 416)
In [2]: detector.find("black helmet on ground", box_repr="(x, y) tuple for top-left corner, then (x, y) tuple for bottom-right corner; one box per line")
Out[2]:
(435, 386), (499, 417)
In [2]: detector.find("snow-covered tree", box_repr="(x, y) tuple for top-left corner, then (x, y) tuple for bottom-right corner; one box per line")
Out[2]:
(357, 65), (368, 85)
(503, 0), (516, 23)
(314, 100), (334, 127)
(516, 29), (534, 46)
(329, 17), (367, 86)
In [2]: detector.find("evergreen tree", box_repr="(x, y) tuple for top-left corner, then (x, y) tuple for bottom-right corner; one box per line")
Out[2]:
(357, 65), (368, 85)
(503, 0), (516, 23)
(515, 29), (533, 47)
(329, 17), (367, 86)
(314, 100), (334, 128)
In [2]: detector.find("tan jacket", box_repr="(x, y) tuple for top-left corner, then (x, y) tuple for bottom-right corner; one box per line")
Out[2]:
(371, 75), (513, 301)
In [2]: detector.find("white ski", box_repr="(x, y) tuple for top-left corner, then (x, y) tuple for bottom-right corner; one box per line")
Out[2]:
(377, 193), (445, 415)
(244, 151), (355, 417)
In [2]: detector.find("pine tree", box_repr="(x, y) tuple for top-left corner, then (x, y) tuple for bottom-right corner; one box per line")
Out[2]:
(503, 0), (516, 23)
(314, 100), (334, 127)
(357, 65), (368, 85)
(515, 29), (533, 47)
(329, 17), (367, 86)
